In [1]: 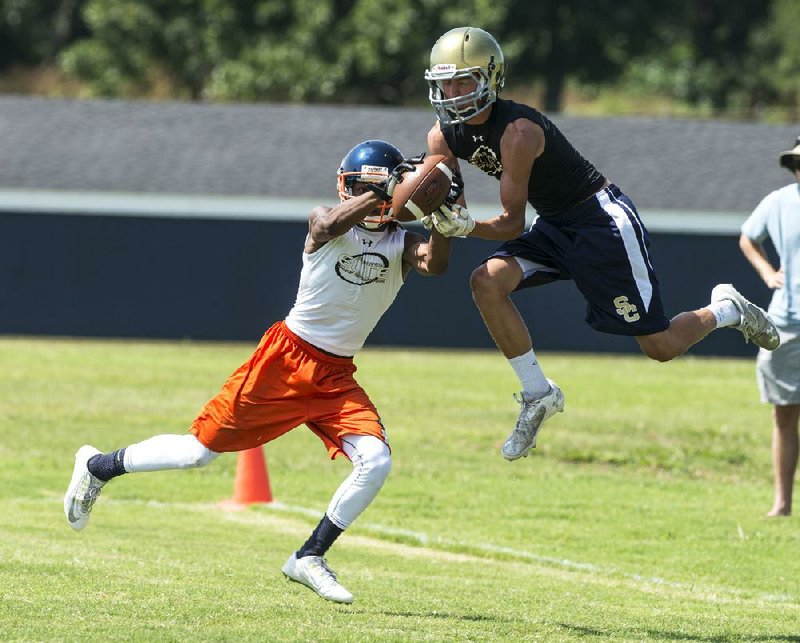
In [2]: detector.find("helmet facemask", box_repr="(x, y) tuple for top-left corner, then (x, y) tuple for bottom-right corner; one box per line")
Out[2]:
(337, 170), (395, 229)
(425, 65), (497, 127)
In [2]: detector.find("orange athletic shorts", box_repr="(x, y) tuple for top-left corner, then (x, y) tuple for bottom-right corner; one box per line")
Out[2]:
(190, 321), (388, 459)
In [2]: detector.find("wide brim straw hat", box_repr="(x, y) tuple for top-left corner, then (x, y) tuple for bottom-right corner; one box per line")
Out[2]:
(779, 136), (800, 171)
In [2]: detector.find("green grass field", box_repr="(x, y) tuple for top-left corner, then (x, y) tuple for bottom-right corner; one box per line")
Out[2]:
(1, 337), (798, 641)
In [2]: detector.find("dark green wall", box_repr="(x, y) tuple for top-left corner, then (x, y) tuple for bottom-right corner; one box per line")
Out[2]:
(0, 211), (771, 357)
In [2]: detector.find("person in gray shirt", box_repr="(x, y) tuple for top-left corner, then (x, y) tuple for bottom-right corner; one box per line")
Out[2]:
(740, 137), (800, 516)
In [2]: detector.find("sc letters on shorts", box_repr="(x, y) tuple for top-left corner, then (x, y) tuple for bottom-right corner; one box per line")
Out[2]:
(613, 295), (641, 323)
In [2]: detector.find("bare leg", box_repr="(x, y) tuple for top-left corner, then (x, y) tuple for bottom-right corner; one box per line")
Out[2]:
(768, 404), (800, 517)
(638, 283), (781, 361)
(471, 257), (565, 461)
(470, 257), (531, 358)
(636, 309), (718, 362)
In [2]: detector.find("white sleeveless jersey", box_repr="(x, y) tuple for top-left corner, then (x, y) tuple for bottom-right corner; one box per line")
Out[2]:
(284, 225), (407, 356)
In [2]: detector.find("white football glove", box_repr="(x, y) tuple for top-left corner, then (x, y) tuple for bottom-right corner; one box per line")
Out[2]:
(422, 203), (475, 238)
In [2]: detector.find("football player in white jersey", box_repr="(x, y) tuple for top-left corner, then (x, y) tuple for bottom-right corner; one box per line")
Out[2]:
(64, 140), (455, 604)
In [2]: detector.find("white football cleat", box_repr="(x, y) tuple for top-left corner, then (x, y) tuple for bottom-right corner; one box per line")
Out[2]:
(710, 284), (780, 350)
(282, 552), (354, 604)
(64, 445), (105, 531)
(502, 379), (565, 461)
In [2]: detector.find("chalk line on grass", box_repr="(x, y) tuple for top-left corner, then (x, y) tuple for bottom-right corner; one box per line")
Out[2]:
(46, 496), (795, 609)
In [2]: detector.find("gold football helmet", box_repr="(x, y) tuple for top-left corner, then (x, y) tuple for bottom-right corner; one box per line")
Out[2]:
(424, 27), (505, 126)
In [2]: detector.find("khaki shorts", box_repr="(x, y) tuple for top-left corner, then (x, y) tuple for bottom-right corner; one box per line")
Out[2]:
(756, 327), (800, 405)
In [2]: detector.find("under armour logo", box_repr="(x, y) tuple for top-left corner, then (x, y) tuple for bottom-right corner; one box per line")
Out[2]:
(472, 135), (484, 142)
(361, 239), (374, 247)
(613, 295), (640, 323)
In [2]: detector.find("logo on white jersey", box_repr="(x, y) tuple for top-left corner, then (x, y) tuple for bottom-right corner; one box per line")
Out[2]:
(336, 252), (390, 285)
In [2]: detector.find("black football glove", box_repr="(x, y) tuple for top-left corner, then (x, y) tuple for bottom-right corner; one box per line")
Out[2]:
(444, 169), (464, 206)
(365, 153), (426, 202)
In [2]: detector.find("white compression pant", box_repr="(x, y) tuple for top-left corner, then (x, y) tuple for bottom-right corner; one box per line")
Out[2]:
(123, 434), (221, 472)
(121, 432), (391, 530)
(326, 434), (391, 529)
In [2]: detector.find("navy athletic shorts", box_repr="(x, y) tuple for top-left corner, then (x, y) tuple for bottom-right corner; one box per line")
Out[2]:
(490, 184), (670, 337)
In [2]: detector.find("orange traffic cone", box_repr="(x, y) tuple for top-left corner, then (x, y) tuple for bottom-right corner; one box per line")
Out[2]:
(220, 446), (273, 510)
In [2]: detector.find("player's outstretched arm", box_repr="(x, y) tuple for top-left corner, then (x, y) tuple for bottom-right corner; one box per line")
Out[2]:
(305, 193), (385, 252)
(402, 229), (451, 277)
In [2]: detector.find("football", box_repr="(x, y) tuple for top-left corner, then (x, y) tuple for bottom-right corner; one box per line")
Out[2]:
(391, 154), (455, 222)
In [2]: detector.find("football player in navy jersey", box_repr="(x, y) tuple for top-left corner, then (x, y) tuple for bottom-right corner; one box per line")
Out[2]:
(422, 27), (781, 461)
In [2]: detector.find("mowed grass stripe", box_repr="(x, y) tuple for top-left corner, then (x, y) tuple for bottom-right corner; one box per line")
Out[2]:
(19, 495), (797, 610)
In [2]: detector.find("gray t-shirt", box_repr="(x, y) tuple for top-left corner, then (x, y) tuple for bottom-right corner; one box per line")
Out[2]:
(741, 183), (800, 328)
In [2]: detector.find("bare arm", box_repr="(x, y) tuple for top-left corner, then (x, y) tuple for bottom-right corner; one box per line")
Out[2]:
(739, 233), (784, 289)
(428, 120), (542, 241)
(305, 192), (386, 253)
(402, 228), (452, 277)
(472, 119), (541, 240)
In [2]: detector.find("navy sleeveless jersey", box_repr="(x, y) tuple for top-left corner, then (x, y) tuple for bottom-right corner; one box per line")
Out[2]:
(441, 99), (605, 218)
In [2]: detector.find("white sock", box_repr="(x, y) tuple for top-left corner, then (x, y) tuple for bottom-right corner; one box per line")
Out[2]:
(707, 300), (741, 328)
(508, 349), (550, 398)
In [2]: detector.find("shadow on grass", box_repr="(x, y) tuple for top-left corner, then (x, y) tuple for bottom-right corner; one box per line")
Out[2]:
(359, 609), (510, 624)
(558, 622), (800, 642)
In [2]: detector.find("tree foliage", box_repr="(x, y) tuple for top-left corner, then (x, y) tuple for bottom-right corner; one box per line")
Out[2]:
(762, 0), (800, 118)
(484, 1), (679, 111)
(0, 0), (798, 118)
(204, 0), (445, 103)
(0, 0), (85, 67)
(60, 0), (256, 99)
(623, 0), (796, 118)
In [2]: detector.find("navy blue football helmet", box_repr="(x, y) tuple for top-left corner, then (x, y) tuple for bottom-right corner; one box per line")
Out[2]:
(337, 140), (404, 227)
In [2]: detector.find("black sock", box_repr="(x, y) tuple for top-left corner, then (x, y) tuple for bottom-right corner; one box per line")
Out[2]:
(87, 448), (127, 482)
(296, 515), (344, 558)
